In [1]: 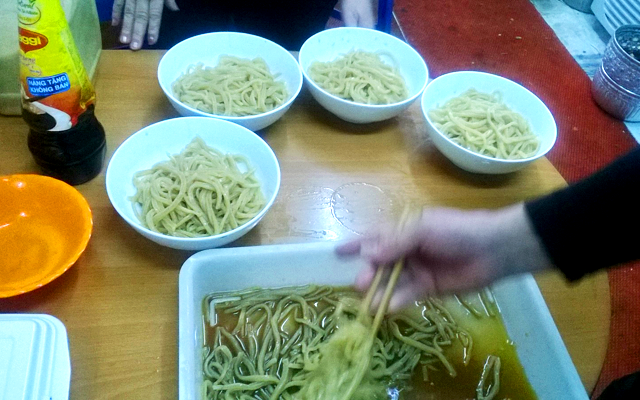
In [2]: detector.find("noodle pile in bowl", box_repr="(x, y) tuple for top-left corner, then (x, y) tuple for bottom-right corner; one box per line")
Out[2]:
(130, 136), (265, 238)
(172, 56), (288, 117)
(308, 50), (409, 105)
(428, 89), (540, 160)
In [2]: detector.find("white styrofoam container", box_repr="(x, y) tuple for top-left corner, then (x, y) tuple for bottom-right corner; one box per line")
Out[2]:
(178, 242), (588, 400)
(0, 314), (71, 400)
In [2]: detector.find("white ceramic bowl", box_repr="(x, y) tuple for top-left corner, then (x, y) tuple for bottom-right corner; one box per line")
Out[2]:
(105, 117), (281, 250)
(421, 71), (557, 174)
(157, 32), (303, 131)
(298, 27), (429, 124)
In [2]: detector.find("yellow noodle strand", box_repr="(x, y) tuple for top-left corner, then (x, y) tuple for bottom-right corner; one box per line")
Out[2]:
(172, 56), (288, 116)
(308, 50), (409, 105)
(429, 89), (540, 159)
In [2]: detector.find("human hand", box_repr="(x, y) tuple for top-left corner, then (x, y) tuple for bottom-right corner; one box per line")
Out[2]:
(339, 0), (375, 29)
(336, 204), (553, 311)
(112, 0), (179, 50)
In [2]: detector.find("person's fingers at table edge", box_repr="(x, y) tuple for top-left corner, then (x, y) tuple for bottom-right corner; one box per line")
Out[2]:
(342, 12), (357, 27)
(112, 0), (126, 26)
(147, 0), (164, 45)
(119, 0), (137, 43)
(130, 0), (151, 50)
(165, 0), (180, 11)
(361, 15), (375, 29)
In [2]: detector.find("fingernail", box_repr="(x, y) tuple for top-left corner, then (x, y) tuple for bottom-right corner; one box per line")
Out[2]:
(131, 40), (140, 49)
(120, 34), (129, 43)
(148, 36), (156, 45)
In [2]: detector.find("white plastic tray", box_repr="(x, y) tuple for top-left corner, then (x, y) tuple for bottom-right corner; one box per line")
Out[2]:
(178, 242), (588, 400)
(0, 314), (71, 400)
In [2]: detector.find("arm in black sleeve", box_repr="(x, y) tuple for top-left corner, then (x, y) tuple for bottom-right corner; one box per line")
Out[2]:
(524, 147), (640, 281)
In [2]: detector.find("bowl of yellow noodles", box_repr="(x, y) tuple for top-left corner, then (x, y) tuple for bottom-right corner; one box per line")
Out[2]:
(421, 71), (557, 174)
(298, 27), (429, 124)
(158, 32), (303, 131)
(105, 117), (280, 250)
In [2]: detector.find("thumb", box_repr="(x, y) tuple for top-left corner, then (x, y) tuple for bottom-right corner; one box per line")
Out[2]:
(165, 0), (179, 11)
(341, 10), (358, 27)
(361, 218), (425, 266)
(356, 6), (375, 29)
(335, 239), (363, 256)
(341, 0), (375, 28)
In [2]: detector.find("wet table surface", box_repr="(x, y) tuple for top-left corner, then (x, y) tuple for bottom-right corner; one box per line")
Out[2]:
(0, 50), (609, 398)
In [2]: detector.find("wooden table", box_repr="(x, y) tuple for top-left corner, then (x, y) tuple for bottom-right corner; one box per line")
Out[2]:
(0, 50), (610, 398)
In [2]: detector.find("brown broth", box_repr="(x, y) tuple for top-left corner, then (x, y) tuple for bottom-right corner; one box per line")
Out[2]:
(202, 288), (537, 400)
(401, 297), (537, 399)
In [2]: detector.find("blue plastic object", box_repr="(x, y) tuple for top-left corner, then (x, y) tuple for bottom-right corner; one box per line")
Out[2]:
(377, 0), (394, 33)
(96, 0), (112, 22)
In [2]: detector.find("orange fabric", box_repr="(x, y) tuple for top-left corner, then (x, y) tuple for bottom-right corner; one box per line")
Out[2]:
(394, 0), (639, 397)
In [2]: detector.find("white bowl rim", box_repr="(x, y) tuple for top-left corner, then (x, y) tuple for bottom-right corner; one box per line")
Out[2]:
(299, 27), (429, 109)
(157, 31), (303, 122)
(422, 70), (558, 164)
(105, 116), (281, 243)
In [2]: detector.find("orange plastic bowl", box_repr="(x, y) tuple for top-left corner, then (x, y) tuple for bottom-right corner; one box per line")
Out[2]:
(0, 174), (93, 298)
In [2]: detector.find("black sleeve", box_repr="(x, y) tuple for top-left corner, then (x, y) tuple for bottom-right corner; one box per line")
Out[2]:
(524, 147), (640, 281)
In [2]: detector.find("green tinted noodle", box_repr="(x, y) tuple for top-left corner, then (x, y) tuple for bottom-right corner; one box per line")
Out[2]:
(202, 285), (500, 400)
(477, 355), (501, 400)
(308, 50), (409, 105)
(428, 89), (540, 160)
(172, 56), (288, 116)
(130, 137), (265, 237)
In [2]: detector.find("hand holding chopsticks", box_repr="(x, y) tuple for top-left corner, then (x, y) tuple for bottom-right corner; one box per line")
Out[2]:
(337, 203), (553, 312)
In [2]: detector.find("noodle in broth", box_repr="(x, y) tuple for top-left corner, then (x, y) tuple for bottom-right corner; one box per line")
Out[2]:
(201, 285), (527, 400)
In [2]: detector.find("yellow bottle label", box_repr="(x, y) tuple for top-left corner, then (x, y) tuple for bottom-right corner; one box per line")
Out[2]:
(18, 0), (96, 131)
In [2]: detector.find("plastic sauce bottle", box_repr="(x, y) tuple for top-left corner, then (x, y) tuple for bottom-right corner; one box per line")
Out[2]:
(18, 0), (106, 185)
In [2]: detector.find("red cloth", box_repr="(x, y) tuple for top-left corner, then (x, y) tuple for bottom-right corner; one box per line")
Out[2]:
(394, 0), (639, 397)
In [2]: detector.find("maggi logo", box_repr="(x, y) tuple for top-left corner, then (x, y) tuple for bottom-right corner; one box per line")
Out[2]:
(19, 28), (48, 53)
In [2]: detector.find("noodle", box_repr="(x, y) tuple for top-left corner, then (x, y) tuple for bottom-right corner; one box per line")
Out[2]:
(428, 88), (540, 159)
(455, 288), (500, 319)
(477, 355), (501, 400)
(308, 50), (409, 105)
(130, 137), (265, 237)
(202, 285), (475, 400)
(172, 56), (288, 116)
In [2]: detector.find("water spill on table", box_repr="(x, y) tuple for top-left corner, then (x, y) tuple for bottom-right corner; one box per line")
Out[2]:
(259, 186), (341, 241)
(258, 183), (399, 242)
(331, 183), (396, 235)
